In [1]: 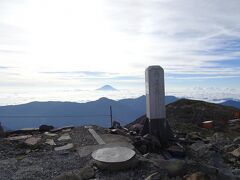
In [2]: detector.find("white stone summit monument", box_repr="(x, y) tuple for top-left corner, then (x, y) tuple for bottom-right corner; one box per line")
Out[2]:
(145, 66), (172, 144)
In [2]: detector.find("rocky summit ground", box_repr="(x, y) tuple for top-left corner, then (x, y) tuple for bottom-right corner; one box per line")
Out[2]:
(0, 121), (240, 180)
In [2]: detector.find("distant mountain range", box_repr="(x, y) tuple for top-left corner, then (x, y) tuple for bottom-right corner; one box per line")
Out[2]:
(0, 95), (239, 130)
(220, 100), (240, 109)
(96, 85), (118, 91)
(0, 95), (177, 130)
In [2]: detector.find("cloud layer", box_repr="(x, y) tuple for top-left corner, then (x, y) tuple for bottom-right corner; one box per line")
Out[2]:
(0, 0), (240, 103)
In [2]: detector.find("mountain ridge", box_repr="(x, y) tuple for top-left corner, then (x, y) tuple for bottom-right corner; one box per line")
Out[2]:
(0, 96), (178, 130)
(1, 96), (240, 130)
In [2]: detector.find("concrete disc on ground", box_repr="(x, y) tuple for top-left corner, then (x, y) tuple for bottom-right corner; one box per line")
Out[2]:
(92, 146), (137, 170)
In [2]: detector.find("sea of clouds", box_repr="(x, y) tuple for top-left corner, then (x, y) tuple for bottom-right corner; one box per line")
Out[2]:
(0, 87), (239, 106)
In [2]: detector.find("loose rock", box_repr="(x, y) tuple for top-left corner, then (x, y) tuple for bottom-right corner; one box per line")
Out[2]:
(54, 143), (74, 151)
(233, 137), (240, 145)
(45, 139), (56, 146)
(163, 159), (186, 177)
(79, 166), (95, 180)
(25, 137), (41, 146)
(7, 135), (32, 141)
(230, 147), (240, 158)
(58, 133), (71, 141)
(54, 171), (82, 180)
(185, 171), (211, 180)
(44, 132), (58, 137)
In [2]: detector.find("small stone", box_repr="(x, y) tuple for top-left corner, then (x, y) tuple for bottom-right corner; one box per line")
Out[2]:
(143, 134), (161, 152)
(110, 129), (119, 134)
(129, 123), (143, 134)
(167, 144), (185, 157)
(222, 144), (237, 152)
(62, 129), (71, 132)
(51, 126), (74, 133)
(39, 124), (54, 132)
(186, 132), (202, 140)
(164, 159), (186, 177)
(212, 132), (225, 141)
(190, 141), (210, 156)
(230, 147), (240, 158)
(138, 144), (148, 154)
(54, 171), (82, 180)
(25, 149), (31, 154)
(79, 166), (95, 180)
(58, 133), (71, 141)
(44, 132), (58, 137)
(54, 143), (74, 151)
(233, 137), (240, 144)
(232, 169), (240, 176)
(45, 139), (56, 146)
(144, 172), (160, 180)
(185, 172), (210, 180)
(25, 137), (41, 146)
(7, 135), (32, 141)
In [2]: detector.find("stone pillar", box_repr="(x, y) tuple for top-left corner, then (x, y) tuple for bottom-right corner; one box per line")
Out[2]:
(145, 66), (172, 144)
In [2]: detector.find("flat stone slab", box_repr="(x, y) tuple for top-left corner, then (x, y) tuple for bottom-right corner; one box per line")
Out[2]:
(45, 139), (56, 146)
(54, 143), (74, 151)
(6, 135), (32, 141)
(77, 142), (134, 158)
(92, 146), (135, 163)
(88, 128), (105, 145)
(25, 137), (41, 146)
(76, 132), (134, 158)
(50, 126), (74, 133)
(100, 134), (131, 144)
(44, 132), (58, 137)
(62, 128), (71, 132)
(57, 133), (71, 141)
(91, 146), (137, 170)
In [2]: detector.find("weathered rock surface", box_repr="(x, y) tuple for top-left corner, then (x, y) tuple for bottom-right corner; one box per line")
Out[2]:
(25, 137), (41, 146)
(7, 135), (32, 141)
(184, 171), (211, 180)
(230, 147), (240, 158)
(44, 132), (58, 137)
(58, 133), (71, 141)
(1, 124), (240, 180)
(54, 143), (74, 151)
(45, 139), (56, 146)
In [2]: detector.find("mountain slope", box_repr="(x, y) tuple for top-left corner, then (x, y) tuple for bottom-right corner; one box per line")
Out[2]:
(126, 98), (239, 128)
(220, 100), (240, 109)
(0, 96), (177, 130)
(167, 99), (239, 124)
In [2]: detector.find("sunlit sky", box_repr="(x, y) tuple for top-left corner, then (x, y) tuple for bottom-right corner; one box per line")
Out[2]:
(1, 0), (240, 104)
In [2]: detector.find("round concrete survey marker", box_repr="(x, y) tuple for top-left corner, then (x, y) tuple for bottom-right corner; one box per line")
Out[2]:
(92, 146), (137, 170)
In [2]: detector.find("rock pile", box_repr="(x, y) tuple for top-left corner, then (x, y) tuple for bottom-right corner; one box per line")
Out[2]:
(0, 122), (239, 180)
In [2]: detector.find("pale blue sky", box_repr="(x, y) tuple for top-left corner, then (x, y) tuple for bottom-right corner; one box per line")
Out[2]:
(0, 0), (240, 104)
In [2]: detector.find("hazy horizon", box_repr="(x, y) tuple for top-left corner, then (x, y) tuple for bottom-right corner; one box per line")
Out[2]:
(0, 85), (239, 106)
